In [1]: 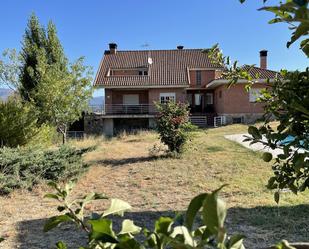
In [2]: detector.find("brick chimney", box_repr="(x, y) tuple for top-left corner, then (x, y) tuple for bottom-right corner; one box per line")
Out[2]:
(109, 43), (117, 54)
(259, 50), (268, 69)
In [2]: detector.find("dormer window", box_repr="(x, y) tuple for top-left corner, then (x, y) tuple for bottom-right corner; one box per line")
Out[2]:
(109, 67), (149, 76)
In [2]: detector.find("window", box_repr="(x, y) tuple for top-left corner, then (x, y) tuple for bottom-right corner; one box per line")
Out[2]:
(160, 93), (176, 104)
(123, 94), (139, 105)
(196, 70), (202, 85)
(194, 93), (202, 105)
(219, 90), (222, 98)
(206, 93), (213, 105)
(139, 70), (148, 76)
(249, 88), (263, 102)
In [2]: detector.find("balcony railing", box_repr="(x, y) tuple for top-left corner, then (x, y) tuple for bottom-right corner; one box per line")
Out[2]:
(89, 104), (156, 115)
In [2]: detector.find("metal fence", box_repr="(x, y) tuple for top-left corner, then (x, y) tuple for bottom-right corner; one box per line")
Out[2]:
(89, 104), (156, 115)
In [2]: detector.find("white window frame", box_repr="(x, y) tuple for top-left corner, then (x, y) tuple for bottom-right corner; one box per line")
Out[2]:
(160, 92), (176, 104)
(206, 93), (213, 105)
(249, 88), (263, 103)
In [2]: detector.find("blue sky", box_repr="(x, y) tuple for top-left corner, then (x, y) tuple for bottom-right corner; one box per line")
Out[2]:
(0, 0), (307, 96)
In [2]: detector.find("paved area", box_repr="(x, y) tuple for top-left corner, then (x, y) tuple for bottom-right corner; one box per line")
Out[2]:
(224, 133), (283, 157)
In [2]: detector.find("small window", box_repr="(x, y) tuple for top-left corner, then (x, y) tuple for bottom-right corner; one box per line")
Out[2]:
(249, 88), (263, 102)
(160, 93), (176, 104)
(232, 117), (244, 124)
(139, 70), (148, 76)
(219, 90), (222, 98)
(206, 93), (213, 105)
(196, 70), (202, 85)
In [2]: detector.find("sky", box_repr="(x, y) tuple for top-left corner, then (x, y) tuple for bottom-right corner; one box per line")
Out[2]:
(0, 0), (307, 97)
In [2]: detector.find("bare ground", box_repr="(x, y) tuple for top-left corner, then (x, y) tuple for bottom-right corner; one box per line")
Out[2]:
(0, 125), (308, 248)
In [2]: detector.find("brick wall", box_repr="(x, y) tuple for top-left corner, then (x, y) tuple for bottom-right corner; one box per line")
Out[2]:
(105, 90), (148, 104)
(189, 70), (216, 87)
(148, 88), (186, 105)
(214, 84), (267, 114)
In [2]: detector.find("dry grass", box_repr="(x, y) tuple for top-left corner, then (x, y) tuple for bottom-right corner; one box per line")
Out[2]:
(0, 124), (308, 248)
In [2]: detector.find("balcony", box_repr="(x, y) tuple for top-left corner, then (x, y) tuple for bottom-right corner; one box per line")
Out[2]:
(89, 104), (156, 115)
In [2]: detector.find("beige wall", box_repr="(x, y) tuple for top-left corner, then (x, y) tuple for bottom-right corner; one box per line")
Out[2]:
(214, 84), (267, 114)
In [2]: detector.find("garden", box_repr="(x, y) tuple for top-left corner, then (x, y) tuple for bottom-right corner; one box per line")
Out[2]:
(0, 0), (308, 248)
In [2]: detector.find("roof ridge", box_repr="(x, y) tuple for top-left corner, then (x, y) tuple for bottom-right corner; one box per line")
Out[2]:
(106, 48), (208, 52)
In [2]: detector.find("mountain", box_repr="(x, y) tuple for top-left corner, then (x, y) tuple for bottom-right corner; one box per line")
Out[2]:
(0, 88), (13, 101)
(89, 96), (104, 106)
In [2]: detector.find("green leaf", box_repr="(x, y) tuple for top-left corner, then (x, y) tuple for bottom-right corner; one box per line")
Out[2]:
(248, 126), (262, 139)
(119, 219), (142, 235)
(274, 191), (280, 204)
(55, 241), (67, 249)
(228, 234), (245, 249)
(202, 186), (227, 235)
(44, 215), (73, 232)
(155, 217), (174, 234)
(185, 193), (208, 231)
(262, 152), (273, 162)
(170, 226), (195, 247)
(44, 193), (60, 200)
(88, 218), (118, 243)
(102, 199), (132, 217)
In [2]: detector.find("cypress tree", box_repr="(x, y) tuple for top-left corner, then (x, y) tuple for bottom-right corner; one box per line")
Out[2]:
(19, 13), (47, 101)
(46, 21), (68, 72)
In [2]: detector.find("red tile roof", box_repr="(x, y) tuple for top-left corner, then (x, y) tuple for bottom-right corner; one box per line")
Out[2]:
(217, 65), (280, 80)
(94, 49), (222, 87)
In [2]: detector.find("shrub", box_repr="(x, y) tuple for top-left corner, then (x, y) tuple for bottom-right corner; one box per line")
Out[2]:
(155, 101), (194, 154)
(26, 124), (61, 148)
(0, 145), (93, 194)
(0, 97), (38, 147)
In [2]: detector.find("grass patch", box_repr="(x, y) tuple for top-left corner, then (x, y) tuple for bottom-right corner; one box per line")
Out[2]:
(73, 125), (309, 247)
(1, 125), (308, 248)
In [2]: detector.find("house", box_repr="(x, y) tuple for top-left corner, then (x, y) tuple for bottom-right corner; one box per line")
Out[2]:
(90, 43), (279, 136)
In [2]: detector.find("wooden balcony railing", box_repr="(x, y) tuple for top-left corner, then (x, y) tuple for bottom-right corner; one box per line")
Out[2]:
(89, 104), (157, 115)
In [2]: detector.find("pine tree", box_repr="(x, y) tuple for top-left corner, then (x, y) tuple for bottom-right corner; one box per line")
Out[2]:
(20, 13), (47, 101)
(46, 21), (68, 72)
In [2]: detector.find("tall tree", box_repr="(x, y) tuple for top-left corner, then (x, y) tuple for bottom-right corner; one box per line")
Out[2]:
(0, 49), (21, 90)
(19, 13), (47, 101)
(45, 21), (68, 72)
(34, 57), (92, 144)
(18, 14), (93, 143)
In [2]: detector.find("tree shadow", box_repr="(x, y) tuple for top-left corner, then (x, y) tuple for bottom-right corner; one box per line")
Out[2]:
(91, 155), (169, 167)
(14, 205), (309, 249)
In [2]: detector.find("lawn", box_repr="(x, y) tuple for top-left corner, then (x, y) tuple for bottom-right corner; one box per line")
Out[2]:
(0, 124), (308, 248)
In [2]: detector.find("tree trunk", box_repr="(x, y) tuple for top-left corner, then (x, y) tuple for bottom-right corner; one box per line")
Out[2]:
(62, 125), (67, 144)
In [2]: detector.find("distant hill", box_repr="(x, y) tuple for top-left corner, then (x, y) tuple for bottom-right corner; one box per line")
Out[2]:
(0, 88), (13, 101)
(0, 89), (103, 107)
(89, 96), (104, 106)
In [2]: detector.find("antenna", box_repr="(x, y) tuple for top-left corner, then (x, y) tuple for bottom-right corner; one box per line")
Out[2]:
(141, 42), (153, 65)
